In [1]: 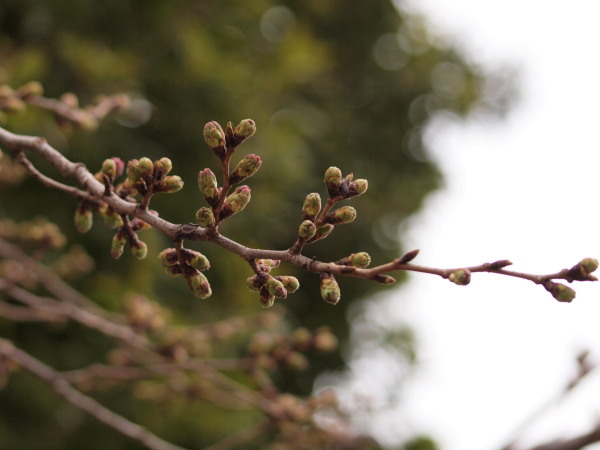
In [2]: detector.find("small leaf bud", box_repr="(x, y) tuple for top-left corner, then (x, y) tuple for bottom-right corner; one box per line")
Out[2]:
(373, 274), (396, 284)
(320, 273), (341, 305)
(311, 224), (334, 242)
(544, 281), (576, 303)
(326, 206), (357, 225)
(154, 157), (172, 178)
(266, 276), (287, 299)
(298, 220), (317, 240)
(111, 232), (127, 259)
(221, 185), (251, 219)
(275, 276), (300, 293)
(74, 202), (93, 234)
(160, 175), (184, 193)
(158, 248), (178, 267)
(131, 239), (148, 260)
(302, 193), (321, 221)
(198, 168), (219, 205)
(229, 154), (262, 184)
(324, 166), (342, 196)
(349, 178), (368, 197)
(189, 271), (212, 299)
(137, 157), (154, 181)
(195, 207), (215, 227)
(185, 250), (210, 271)
(234, 119), (256, 139)
(203, 121), (226, 149)
(449, 269), (471, 286)
(101, 158), (117, 180)
(348, 252), (371, 268)
(259, 287), (275, 308)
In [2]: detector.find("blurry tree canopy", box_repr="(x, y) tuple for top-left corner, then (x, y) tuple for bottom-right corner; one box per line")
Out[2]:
(0, 0), (510, 448)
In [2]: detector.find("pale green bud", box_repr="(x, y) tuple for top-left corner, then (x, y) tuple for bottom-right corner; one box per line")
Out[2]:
(137, 157), (154, 180)
(185, 250), (210, 271)
(312, 223), (334, 242)
(320, 273), (341, 305)
(203, 121), (226, 148)
(545, 281), (576, 303)
(198, 168), (219, 203)
(111, 232), (126, 259)
(158, 248), (178, 267)
(195, 207), (215, 227)
(298, 220), (317, 240)
(275, 276), (300, 293)
(302, 193), (321, 221)
(229, 154), (262, 184)
(449, 269), (471, 286)
(326, 206), (357, 225)
(154, 157), (172, 177)
(190, 271), (212, 299)
(350, 179), (368, 196)
(234, 119), (256, 139)
(131, 240), (148, 260)
(74, 202), (93, 234)
(246, 276), (262, 292)
(101, 158), (117, 179)
(324, 167), (342, 193)
(160, 175), (184, 193)
(266, 276), (287, 299)
(348, 252), (371, 268)
(580, 258), (599, 274)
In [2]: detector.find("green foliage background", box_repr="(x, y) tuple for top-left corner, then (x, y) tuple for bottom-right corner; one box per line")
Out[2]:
(0, 1), (508, 448)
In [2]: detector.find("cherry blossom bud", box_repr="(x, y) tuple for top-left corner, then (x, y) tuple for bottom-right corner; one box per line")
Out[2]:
(137, 157), (154, 181)
(246, 275), (262, 292)
(127, 159), (139, 183)
(313, 328), (339, 352)
(220, 185), (251, 219)
(234, 119), (256, 139)
(326, 206), (357, 225)
(298, 220), (317, 240)
(229, 154), (262, 184)
(259, 286), (275, 308)
(160, 175), (184, 193)
(99, 204), (123, 229)
(112, 157), (125, 177)
(101, 158), (117, 180)
(185, 250), (210, 271)
(320, 273), (341, 305)
(301, 193), (321, 221)
(198, 168), (219, 205)
(111, 232), (126, 259)
(74, 202), (93, 234)
(189, 271), (212, 299)
(165, 265), (183, 277)
(158, 248), (178, 267)
(349, 178), (368, 197)
(275, 276), (300, 293)
(324, 166), (343, 196)
(266, 276), (287, 299)
(312, 223), (334, 242)
(154, 157), (172, 178)
(544, 281), (576, 303)
(203, 121), (226, 149)
(257, 259), (280, 272)
(580, 258), (599, 274)
(195, 207), (215, 227)
(348, 252), (371, 268)
(131, 239), (148, 260)
(449, 269), (471, 286)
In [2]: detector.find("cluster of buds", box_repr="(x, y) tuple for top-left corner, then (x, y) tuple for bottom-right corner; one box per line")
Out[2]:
(246, 259), (300, 308)
(111, 215), (153, 260)
(323, 166), (368, 199)
(126, 156), (183, 199)
(0, 82), (43, 115)
(0, 217), (66, 252)
(247, 326), (338, 372)
(196, 119), (259, 228)
(158, 247), (212, 299)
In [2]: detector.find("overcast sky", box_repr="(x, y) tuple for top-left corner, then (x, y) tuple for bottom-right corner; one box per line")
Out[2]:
(345, 1), (600, 449)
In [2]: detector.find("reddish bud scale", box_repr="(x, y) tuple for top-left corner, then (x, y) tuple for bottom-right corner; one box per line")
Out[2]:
(275, 276), (300, 293)
(259, 286), (275, 308)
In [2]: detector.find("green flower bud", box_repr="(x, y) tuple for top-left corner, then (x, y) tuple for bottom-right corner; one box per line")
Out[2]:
(203, 121), (226, 149)
(266, 276), (287, 299)
(580, 258), (599, 274)
(229, 154), (262, 184)
(158, 248), (178, 267)
(275, 276), (300, 293)
(350, 178), (368, 197)
(165, 265), (183, 277)
(160, 175), (184, 193)
(302, 193), (321, 221)
(221, 185), (251, 219)
(320, 273), (341, 305)
(137, 157), (154, 181)
(544, 281), (576, 303)
(74, 202), (93, 234)
(131, 239), (148, 260)
(257, 259), (280, 271)
(99, 204), (123, 229)
(154, 157), (172, 177)
(312, 223), (334, 242)
(127, 159), (139, 183)
(185, 250), (210, 271)
(112, 158), (125, 177)
(111, 232), (126, 259)
(198, 168), (219, 205)
(195, 207), (215, 227)
(101, 158), (117, 179)
(246, 275), (262, 292)
(326, 206), (357, 225)
(189, 271), (212, 299)
(348, 252), (371, 268)
(298, 220), (317, 240)
(324, 166), (342, 196)
(259, 287), (275, 308)
(234, 119), (256, 139)
(449, 269), (471, 286)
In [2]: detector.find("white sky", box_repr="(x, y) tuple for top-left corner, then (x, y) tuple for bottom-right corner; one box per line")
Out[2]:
(348, 1), (600, 449)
